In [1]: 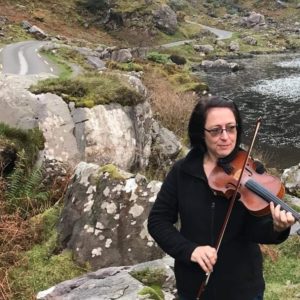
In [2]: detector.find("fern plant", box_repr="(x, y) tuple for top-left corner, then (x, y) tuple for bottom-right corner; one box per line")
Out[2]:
(5, 150), (50, 218)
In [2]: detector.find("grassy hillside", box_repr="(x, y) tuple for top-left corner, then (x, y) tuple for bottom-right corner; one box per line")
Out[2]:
(0, 0), (117, 45)
(1, 0), (300, 47)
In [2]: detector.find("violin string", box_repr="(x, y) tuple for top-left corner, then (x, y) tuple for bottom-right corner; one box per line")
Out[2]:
(245, 179), (300, 221)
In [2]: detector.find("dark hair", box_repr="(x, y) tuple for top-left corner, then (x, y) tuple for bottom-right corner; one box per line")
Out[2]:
(188, 95), (243, 153)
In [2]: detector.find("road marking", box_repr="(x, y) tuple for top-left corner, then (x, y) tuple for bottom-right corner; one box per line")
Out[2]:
(44, 60), (49, 65)
(50, 67), (54, 72)
(18, 48), (28, 75)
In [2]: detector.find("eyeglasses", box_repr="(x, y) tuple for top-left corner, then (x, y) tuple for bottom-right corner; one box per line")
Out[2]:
(204, 124), (238, 137)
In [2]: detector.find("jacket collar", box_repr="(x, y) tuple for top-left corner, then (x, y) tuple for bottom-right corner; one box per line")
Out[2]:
(181, 148), (207, 180)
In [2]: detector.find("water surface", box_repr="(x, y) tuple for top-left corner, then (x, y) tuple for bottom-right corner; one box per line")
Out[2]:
(196, 53), (300, 169)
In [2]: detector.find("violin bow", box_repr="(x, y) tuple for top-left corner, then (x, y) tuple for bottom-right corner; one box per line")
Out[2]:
(197, 117), (262, 299)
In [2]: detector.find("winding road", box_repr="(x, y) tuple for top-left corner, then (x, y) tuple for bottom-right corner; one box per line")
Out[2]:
(186, 20), (233, 40)
(0, 40), (57, 75)
(161, 20), (232, 48)
(0, 20), (233, 72)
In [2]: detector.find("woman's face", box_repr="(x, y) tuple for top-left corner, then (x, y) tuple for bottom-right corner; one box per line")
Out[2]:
(204, 107), (237, 160)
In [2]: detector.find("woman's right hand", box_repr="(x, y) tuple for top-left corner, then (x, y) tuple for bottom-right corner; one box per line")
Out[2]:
(191, 246), (217, 273)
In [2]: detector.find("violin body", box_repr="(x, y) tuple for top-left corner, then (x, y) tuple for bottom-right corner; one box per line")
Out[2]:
(208, 151), (300, 220)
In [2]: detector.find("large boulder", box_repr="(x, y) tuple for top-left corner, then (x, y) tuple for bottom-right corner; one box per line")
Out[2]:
(37, 259), (175, 300)
(20, 20), (48, 39)
(239, 11), (266, 29)
(0, 72), (181, 173)
(37, 93), (81, 166)
(193, 44), (214, 54)
(195, 59), (240, 72)
(281, 163), (300, 197)
(57, 162), (164, 270)
(0, 16), (9, 27)
(0, 74), (45, 130)
(153, 5), (178, 35)
(71, 100), (153, 171)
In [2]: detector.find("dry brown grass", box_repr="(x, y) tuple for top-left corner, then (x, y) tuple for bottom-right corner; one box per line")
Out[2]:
(0, 210), (35, 300)
(260, 244), (279, 262)
(0, 175), (35, 299)
(0, 2), (118, 46)
(0, 167), (72, 300)
(143, 68), (198, 142)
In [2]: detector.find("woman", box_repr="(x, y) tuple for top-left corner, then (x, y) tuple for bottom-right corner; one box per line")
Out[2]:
(147, 96), (295, 300)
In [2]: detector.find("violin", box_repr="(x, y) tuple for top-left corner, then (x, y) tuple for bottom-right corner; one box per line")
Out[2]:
(208, 150), (300, 222)
(197, 118), (298, 299)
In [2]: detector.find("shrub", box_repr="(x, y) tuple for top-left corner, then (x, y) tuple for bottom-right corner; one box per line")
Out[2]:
(138, 286), (164, 300)
(169, 54), (187, 65)
(147, 52), (170, 64)
(79, 0), (109, 11)
(107, 61), (144, 72)
(29, 73), (144, 107)
(130, 267), (166, 286)
(5, 151), (49, 218)
(143, 69), (198, 139)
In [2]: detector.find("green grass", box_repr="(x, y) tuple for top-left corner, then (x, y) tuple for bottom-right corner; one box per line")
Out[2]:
(9, 206), (88, 300)
(131, 267), (166, 300)
(0, 123), (45, 168)
(41, 50), (73, 79)
(107, 61), (144, 72)
(41, 47), (95, 79)
(113, 0), (166, 13)
(158, 44), (201, 63)
(29, 72), (144, 108)
(0, 24), (32, 44)
(138, 285), (164, 300)
(264, 235), (300, 300)
(130, 267), (167, 286)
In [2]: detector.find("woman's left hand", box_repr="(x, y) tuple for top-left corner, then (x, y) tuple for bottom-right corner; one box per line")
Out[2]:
(270, 202), (296, 232)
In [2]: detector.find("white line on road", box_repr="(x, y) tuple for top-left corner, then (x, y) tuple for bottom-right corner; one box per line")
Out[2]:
(18, 48), (28, 75)
(50, 67), (54, 72)
(44, 60), (49, 65)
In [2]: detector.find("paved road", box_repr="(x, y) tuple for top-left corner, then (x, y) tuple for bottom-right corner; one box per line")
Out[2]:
(185, 20), (233, 40)
(161, 20), (232, 48)
(0, 40), (57, 75)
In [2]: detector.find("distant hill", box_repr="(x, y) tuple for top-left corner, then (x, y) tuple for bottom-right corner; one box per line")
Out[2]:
(1, 0), (299, 47)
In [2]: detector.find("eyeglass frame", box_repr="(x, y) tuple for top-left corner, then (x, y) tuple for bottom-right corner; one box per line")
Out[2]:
(204, 124), (238, 137)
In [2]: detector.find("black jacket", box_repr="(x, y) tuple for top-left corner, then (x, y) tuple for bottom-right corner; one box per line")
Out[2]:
(147, 148), (289, 300)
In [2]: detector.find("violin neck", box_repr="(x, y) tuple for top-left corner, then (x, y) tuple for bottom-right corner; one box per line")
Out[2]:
(245, 179), (300, 222)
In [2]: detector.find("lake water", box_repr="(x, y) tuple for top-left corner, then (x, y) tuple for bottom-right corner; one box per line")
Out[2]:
(196, 53), (300, 170)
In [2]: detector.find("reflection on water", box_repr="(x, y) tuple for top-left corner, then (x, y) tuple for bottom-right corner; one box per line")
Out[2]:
(195, 53), (300, 169)
(251, 75), (300, 101)
(275, 58), (300, 68)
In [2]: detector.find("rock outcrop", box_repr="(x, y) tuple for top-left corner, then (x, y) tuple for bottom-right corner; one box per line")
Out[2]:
(37, 259), (176, 300)
(58, 162), (164, 270)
